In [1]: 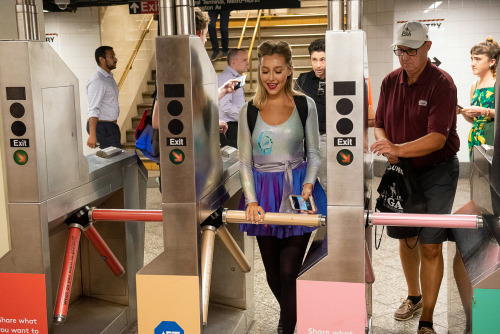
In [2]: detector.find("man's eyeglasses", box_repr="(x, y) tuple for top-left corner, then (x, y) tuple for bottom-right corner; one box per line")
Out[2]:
(317, 80), (326, 96)
(393, 47), (419, 57)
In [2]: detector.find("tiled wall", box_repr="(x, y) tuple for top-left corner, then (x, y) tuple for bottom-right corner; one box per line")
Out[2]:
(44, 8), (101, 155)
(365, 0), (500, 162)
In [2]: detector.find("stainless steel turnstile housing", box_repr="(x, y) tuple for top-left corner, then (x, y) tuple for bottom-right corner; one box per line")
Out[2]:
(0, 40), (147, 334)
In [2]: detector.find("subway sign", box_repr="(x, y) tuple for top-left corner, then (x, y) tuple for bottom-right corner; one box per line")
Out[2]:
(194, 0), (300, 11)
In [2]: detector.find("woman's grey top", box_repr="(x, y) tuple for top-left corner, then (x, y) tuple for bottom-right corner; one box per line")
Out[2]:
(238, 95), (321, 204)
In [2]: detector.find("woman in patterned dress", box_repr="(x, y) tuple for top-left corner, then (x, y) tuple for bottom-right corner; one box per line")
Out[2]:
(458, 37), (500, 158)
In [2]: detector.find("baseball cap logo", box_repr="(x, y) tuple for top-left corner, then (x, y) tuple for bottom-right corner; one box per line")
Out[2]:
(391, 20), (430, 49)
(402, 26), (411, 37)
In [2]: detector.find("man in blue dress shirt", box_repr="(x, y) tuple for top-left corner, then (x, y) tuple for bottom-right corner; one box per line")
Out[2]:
(86, 46), (121, 149)
(218, 48), (249, 148)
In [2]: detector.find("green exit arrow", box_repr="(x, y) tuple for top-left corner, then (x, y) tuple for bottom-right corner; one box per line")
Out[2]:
(13, 150), (28, 165)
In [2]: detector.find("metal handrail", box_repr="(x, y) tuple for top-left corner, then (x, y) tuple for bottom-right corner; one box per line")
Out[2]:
(247, 10), (262, 89)
(118, 15), (155, 90)
(237, 11), (251, 49)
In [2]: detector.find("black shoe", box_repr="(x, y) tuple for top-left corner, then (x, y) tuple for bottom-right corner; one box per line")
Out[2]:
(210, 52), (219, 61)
(277, 320), (283, 334)
(221, 50), (228, 58)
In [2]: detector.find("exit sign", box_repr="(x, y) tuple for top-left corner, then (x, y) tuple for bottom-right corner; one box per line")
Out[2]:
(129, 1), (158, 15)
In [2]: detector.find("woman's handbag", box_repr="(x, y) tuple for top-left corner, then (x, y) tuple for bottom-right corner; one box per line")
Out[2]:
(135, 109), (160, 162)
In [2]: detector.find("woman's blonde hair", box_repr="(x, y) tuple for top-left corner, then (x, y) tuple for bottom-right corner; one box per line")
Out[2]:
(471, 36), (500, 76)
(253, 40), (302, 109)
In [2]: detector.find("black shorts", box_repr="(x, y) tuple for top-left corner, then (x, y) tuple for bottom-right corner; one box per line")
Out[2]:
(386, 157), (459, 244)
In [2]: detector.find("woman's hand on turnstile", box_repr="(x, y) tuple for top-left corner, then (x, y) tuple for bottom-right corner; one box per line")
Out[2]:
(246, 202), (265, 224)
(300, 183), (317, 214)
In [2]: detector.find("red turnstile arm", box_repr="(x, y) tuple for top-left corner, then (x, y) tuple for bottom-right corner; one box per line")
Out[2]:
(54, 226), (81, 325)
(91, 208), (163, 222)
(84, 225), (125, 277)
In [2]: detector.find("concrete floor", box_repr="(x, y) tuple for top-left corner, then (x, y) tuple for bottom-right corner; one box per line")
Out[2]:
(128, 174), (472, 334)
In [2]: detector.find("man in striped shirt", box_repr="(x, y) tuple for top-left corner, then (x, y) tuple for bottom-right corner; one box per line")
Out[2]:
(86, 46), (121, 149)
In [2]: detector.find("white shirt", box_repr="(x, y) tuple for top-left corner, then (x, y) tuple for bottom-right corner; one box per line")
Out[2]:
(87, 66), (120, 121)
(218, 66), (245, 123)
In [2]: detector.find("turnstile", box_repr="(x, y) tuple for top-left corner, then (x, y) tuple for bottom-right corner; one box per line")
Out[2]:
(0, 40), (147, 334)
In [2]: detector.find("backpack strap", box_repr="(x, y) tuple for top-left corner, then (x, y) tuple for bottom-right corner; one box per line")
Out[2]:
(293, 95), (308, 132)
(247, 100), (259, 135)
(297, 72), (307, 91)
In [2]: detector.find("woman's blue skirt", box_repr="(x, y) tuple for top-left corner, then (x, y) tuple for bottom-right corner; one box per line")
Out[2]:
(239, 161), (327, 239)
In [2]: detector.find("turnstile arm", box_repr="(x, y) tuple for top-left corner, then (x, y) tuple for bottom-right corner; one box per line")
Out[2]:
(222, 209), (326, 227)
(217, 225), (251, 273)
(367, 211), (482, 229)
(84, 225), (125, 276)
(90, 208), (163, 222)
(54, 225), (82, 325)
(201, 225), (217, 326)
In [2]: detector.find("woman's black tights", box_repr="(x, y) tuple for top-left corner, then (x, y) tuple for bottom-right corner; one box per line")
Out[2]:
(256, 233), (311, 334)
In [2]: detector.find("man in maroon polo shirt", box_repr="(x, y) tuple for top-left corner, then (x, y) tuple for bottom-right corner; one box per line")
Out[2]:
(370, 21), (460, 334)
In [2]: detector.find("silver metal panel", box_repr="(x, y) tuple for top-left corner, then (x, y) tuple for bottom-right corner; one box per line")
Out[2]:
(28, 41), (88, 200)
(325, 30), (367, 207)
(1, 203), (46, 273)
(300, 206), (365, 283)
(346, 0), (363, 30)
(0, 41), (88, 203)
(0, 41), (39, 202)
(163, 202), (199, 276)
(463, 147), (500, 289)
(327, 0), (344, 31)
(42, 86), (79, 194)
(156, 35), (222, 208)
(159, 0), (176, 36)
(46, 153), (138, 225)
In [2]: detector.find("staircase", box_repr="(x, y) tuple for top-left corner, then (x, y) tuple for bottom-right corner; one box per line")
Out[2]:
(121, 1), (327, 169)
(209, 3), (327, 97)
(121, 70), (158, 170)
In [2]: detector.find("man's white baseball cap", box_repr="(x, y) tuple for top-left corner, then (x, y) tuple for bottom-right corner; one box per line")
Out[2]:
(391, 21), (430, 49)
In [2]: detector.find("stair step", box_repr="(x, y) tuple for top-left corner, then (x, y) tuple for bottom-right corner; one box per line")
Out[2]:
(212, 54), (311, 70)
(206, 34), (325, 52)
(132, 116), (142, 129)
(228, 13), (327, 26)
(226, 23), (327, 35)
(206, 43), (312, 55)
(126, 129), (137, 143)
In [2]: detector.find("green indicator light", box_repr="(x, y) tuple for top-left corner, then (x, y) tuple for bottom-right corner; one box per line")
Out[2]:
(13, 150), (28, 165)
(336, 149), (353, 166)
(169, 149), (185, 165)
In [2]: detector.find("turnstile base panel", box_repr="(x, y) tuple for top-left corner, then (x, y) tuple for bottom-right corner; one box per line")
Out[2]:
(54, 296), (128, 334)
(205, 303), (252, 334)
